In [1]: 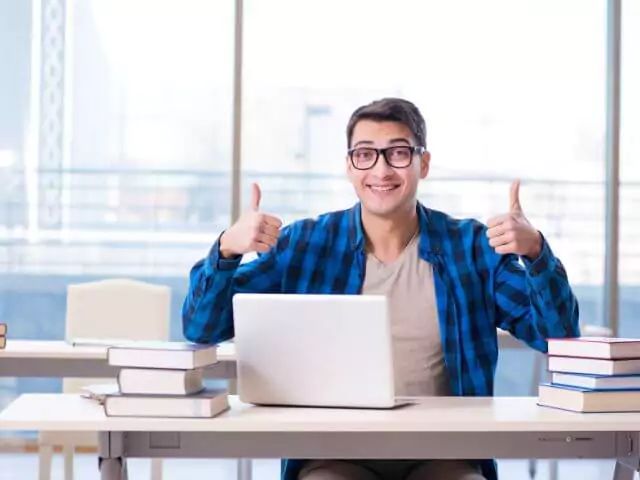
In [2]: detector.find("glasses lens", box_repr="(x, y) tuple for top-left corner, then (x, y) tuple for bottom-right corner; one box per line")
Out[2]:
(351, 148), (378, 169)
(387, 147), (413, 168)
(386, 146), (413, 167)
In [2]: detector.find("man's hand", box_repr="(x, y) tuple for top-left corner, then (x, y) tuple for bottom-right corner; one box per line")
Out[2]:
(219, 183), (283, 258)
(486, 179), (542, 260)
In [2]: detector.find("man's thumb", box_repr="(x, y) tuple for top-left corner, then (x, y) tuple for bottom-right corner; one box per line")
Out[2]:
(510, 179), (522, 213)
(251, 183), (261, 212)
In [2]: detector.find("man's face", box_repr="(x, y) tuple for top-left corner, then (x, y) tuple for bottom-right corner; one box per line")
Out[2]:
(347, 120), (430, 219)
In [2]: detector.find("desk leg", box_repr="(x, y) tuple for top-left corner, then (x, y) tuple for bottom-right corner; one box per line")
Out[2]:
(98, 432), (128, 480)
(100, 458), (127, 480)
(238, 458), (252, 480)
(613, 460), (638, 480)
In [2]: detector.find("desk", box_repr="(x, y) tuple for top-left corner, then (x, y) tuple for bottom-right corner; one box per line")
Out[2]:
(1, 394), (639, 480)
(0, 340), (237, 379)
(0, 341), (246, 480)
(0, 332), (533, 378)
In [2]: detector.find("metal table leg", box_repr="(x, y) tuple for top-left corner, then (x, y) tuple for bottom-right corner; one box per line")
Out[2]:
(613, 461), (637, 480)
(237, 458), (252, 480)
(99, 432), (128, 480)
(100, 458), (127, 480)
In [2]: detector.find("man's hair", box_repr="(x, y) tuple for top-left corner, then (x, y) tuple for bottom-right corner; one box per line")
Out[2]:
(346, 98), (427, 148)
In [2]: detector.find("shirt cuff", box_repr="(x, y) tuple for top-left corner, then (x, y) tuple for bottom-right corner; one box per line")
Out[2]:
(204, 232), (242, 276)
(521, 232), (556, 278)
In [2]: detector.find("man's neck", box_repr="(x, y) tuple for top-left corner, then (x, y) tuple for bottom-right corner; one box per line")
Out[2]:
(362, 204), (419, 263)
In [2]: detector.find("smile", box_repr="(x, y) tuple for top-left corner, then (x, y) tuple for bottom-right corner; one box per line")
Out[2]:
(367, 185), (400, 192)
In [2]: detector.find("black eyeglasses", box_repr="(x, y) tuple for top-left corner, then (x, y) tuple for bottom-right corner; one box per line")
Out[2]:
(347, 145), (426, 170)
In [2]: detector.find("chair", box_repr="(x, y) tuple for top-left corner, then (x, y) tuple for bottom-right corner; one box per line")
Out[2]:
(498, 323), (614, 480)
(38, 278), (171, 480)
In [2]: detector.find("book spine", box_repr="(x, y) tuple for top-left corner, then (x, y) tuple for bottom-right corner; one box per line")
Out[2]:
(116, 370), (124, 393)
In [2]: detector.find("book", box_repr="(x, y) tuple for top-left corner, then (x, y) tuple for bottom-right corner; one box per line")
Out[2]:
(103, 387), (229, 418)
(538, 383), (640, 413)
(0, 323), (6, 336)
(548, 337), (640, 360)
(547, 355), (640, 376)
(551, 372), (640, 390)
(107, 341), (217, 370)
(118, 367), (204, 395)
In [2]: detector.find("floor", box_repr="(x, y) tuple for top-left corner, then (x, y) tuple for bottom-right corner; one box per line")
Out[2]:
(0, 455), (625, 480)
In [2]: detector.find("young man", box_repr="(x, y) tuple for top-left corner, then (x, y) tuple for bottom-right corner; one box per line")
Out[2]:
(182, 98), (580, 480)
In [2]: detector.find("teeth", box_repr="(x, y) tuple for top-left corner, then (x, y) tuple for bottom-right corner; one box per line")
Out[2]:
(369, 186), (397, 192)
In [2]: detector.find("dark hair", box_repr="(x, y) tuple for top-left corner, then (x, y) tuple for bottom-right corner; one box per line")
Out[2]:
(346, 98), (427, 148)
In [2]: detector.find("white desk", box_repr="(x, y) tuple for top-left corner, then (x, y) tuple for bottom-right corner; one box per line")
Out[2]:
(1, 394), (639, 480)
(0, 340), (237, 379)
(0, 331), (536, 378)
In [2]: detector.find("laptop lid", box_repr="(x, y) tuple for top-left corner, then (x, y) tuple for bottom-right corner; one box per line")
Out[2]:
(231, 293), (396, 408)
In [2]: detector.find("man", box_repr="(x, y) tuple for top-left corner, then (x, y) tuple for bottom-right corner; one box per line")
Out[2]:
(182, 98), (580, 480)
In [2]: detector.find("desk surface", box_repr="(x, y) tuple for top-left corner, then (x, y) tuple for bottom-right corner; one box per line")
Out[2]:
(1, 394), (639, 433)
(0, 340), (236, 361)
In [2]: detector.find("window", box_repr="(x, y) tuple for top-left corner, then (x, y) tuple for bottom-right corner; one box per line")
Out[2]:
(0, 1), (234, 408)
(620, 0), (639, 336)
(242, 0), (607, 328)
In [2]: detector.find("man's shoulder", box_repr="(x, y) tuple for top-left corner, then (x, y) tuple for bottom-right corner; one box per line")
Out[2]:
(283, 207), (353, 237)
(422, 205), (501, 269)
(422, 205), (487, 237)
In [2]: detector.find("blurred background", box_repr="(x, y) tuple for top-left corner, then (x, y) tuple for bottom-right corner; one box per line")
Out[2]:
(0, 0), (638, 478)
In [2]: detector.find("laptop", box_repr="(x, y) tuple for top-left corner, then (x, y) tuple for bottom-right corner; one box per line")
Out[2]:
(231, 293), (399, 409)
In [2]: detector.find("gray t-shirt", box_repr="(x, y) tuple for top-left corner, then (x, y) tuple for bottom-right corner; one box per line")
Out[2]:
(362, 234), (450, 397)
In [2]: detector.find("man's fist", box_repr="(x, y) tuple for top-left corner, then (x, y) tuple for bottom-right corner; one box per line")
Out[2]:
(219, 183), (282, 258)
(486, 179), (542, 260)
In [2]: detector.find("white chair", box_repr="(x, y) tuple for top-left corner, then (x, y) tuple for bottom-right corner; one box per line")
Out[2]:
(38, 278), (171, 480)
(498, 323), (614, 480)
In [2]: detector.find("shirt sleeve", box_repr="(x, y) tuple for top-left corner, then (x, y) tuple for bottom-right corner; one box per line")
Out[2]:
(493, 233), (580, 352)
(181, 226), (291, 345)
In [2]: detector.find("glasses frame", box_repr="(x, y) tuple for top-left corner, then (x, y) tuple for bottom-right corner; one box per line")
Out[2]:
(347, 145), (426, 170)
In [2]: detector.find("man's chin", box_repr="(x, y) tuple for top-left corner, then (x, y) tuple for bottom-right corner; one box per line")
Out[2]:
(360, 202), (401, 218)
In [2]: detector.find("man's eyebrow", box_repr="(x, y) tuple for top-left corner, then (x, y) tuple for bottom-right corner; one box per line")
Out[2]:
(387, 137), (411, 145)
(352, 140), (375, 148)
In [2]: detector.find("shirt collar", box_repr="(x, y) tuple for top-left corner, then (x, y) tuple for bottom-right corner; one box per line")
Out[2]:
(348, 201), (443, 262)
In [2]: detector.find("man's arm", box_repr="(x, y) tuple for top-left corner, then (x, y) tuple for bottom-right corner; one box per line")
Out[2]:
(485, 179), (579, 351)
(493, 235), (580, 352)
(182, 182), (285, 345)
(182, 231), (287, 345)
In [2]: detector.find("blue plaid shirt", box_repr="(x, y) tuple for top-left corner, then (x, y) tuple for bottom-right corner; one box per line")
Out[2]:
(182, 202), (580, 480)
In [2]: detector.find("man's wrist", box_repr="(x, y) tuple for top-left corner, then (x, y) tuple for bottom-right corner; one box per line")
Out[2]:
(523, 231), (543, 261)
(219, 233), (240, 259)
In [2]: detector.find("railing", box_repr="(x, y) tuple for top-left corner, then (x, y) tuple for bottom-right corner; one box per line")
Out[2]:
(1, 167), (640, 282)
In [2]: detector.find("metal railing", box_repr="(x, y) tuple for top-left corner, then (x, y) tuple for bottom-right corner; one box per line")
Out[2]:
(1, 167), (640, 282)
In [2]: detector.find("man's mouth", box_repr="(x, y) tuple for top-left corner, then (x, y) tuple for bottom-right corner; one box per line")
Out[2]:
(367, 184), (400, 192)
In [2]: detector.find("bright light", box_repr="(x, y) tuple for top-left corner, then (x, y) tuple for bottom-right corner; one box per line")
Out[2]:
(0, 150), (16, 168)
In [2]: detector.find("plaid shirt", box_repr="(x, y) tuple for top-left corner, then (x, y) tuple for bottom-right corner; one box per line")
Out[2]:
(182, 202), (580, 480)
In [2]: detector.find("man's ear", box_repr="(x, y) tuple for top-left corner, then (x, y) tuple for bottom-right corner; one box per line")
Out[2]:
(420, 150), (431, 179)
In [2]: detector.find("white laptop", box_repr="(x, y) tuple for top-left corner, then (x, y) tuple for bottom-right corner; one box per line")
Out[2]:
(231, 293), (399, 409)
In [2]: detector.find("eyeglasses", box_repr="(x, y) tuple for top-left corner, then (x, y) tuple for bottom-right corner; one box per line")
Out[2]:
(347, 145), (426, 171)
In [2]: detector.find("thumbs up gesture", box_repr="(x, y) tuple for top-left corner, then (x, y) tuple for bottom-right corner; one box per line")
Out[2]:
(486, 180), (542, 260)
(219, 183), (283, 258)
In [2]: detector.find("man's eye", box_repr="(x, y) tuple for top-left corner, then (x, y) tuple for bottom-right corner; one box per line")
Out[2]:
(356, 150), (374, 160)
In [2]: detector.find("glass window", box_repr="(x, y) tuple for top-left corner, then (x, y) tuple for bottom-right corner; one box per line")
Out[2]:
(1, 0), (234, 382)
(243, 0), (606, 330)
(620, 0), (639, 336)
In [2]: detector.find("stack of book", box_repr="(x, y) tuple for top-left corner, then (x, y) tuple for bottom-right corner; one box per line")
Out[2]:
(0, 323), (6, 349)
(95, 341), (229, 418)
(538, 337), (640, 413)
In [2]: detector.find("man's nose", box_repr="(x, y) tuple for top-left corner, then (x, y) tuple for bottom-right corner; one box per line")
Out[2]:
(370, 152), (394, 176)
